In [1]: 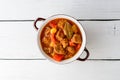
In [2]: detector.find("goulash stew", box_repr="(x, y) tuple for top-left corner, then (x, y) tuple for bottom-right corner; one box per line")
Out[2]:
(40, 18), (82, 61)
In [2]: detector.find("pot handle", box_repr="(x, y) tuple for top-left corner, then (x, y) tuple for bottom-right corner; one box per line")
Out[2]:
(77, 47), (89, 61)
(34, 18), (45, 30)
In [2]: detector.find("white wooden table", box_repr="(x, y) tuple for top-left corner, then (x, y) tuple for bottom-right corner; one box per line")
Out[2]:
(0, 0), (120, 80)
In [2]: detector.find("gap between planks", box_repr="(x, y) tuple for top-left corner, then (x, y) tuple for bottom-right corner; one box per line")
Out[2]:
(0, 19), (120, 22)
(0, 58), (119, 61)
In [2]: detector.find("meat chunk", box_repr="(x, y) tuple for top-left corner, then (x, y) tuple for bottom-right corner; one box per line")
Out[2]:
(44, 27), (51, 37)
(71, 34), (82, 44)
(67, 46), (76, 54)
(55, 29), (65, 41)
(72, 25), (78, 33)
(54, 43), (65, 54)
(42, 37), (51, 45)
(43, 47), (53, 54)
(61, 38), (68, 48)
(57, 19), (67, 29)
(64, 52), (74, 59)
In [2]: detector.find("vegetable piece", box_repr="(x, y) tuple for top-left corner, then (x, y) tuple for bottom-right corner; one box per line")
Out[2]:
(49, 22), (57, 28)
(63, 21), (73, 39)
(53, 54), (64, 61)
(76, 44), (81, 50)
(50, 28), (57, 34)
(72, 25), (78, 33)
(69, 41), (76, 46)
(50, 42), (54, 47)
(50, 34), (56, 43)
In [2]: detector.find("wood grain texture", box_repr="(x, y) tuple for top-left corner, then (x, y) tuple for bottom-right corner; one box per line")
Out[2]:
(82, 21), (120, 59)
(0, 0), (120, 80)
(0, 0), (120, 19)
(0, 22), (44, 59)
(0, 60), (119, 80)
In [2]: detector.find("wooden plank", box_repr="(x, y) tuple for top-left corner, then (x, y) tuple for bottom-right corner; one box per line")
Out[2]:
(82, 21), (120, 59)
(0, 21), (120, 59)
(0, 0), (120, 19)
(0, 60), (119, 80)
(0, 22), (44, 59)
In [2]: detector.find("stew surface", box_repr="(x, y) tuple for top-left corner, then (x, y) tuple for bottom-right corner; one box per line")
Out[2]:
(40, 18), (82, 61)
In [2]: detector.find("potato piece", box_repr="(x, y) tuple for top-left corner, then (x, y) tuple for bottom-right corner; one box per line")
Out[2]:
(72, 25), (78, 33)
(50, 28), (57, 34)
(50, 42), (55, 47)
(58, 19), (67, 29)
